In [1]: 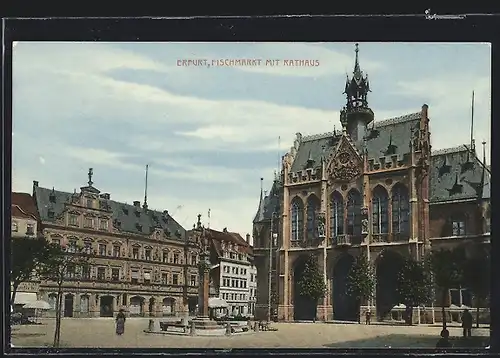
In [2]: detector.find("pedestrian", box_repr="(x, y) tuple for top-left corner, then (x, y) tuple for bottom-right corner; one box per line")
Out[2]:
(116, 308), (126, 336)
(365, 309), (372, 325)
(436, 329), (452, 348)
(461, 309), (473, 338)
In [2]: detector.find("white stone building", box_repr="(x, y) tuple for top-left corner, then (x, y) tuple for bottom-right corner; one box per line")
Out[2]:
(248, 263), (257, 317)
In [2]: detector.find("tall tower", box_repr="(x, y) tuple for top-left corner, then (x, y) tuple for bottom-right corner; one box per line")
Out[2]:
(340, 43), (374, 143)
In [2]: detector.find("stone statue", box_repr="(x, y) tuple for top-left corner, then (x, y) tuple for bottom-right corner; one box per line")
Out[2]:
(361, 218), (369, 235)
(317, 213), (326, 238)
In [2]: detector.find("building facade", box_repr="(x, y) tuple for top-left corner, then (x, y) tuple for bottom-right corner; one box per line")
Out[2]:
(248, 262), (257, 317)
(31, 169), (200, 318)
(11, 192), (42, 308)
(253, 44), (491, 323)
(188, 226), (255, 317)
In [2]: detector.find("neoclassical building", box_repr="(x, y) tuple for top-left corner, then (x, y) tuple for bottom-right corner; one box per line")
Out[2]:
(253, 44), (491, 323)
(32, 169), (200, 318)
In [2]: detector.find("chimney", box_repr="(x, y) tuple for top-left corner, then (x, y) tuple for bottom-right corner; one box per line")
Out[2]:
(223, 227), (228, 233)
(133, 201), (141, 207)
(163, 210), (169, 216)
(33, 180), (39, 188)
(246, 233), (250, 244)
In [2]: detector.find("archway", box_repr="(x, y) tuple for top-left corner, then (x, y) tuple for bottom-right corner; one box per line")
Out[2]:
(99, 295), (114, 317)
(64, 294), (74, 317)
(332, 254), (357, 321)
(149, 297), (155, 317)
(129, 296), (144, 317)
(293, 256), (317, 321)
(162, 297), (176, 316)
(375, 250), (405, 320)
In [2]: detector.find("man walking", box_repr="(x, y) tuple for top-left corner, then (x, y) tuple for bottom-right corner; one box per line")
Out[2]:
(461, 309), (473, 338)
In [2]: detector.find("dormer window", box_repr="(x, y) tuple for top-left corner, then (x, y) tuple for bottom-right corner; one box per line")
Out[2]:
(99, 219), (108, 230)
(86, 199), (93, 208)
(136, 223), (142, 232)
(175, 229), (181, 238)
(135, 210), (141, 218)
(49, 192), (56, 203)
(451, 214), (467, 236)
(122, 207), (129, 215)
(69, 214), (78, 226)
(164, 229), (171, 238)
(48, 209), (55, 219)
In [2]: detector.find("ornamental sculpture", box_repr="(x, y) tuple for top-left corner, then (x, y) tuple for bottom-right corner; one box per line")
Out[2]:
(317, 212), (326, 239)
(329, 150), (361, 183)
(361, 207), (369, 235)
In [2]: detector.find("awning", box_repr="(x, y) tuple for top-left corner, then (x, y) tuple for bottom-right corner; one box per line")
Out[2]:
(208, 297), (228, 308)
(131, 271), (139, 279)
(144, 272), (151, 280)
(13, 292), (37, 305)
(24, 300), (51, 310)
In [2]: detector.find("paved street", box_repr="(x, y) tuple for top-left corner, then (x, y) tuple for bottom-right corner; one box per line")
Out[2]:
(11, 318), (489, 349)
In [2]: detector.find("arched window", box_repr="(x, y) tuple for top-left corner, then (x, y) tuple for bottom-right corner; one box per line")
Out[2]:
(290, 197), (304, 241)
(330, 192), (344, 237)
(306, 195), (320, 239)
(451, 213), (467, 236)
(346, 190), (361, 236)
(391, 184), (410, 236)
(372, 186), (389, 234)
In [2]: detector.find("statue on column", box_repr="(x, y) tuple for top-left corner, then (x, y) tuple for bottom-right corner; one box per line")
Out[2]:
(361, 207), (369, 235)
(317, 212), (326, 239)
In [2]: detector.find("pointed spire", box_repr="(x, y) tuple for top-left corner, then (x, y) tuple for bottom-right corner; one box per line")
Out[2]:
(353, 43), (361, 76)
(143, 164), (149, 210)
(471, 91), (475, 151)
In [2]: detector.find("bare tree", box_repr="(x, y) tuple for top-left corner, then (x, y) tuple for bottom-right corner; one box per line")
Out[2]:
(38, 243), (91, 348)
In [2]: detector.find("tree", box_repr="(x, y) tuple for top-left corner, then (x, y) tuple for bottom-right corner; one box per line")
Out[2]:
(346, 254), (376, 323)
(10, 235), (52, 309)
(428, 248), (465, 332)
(396, 257), (433, 325)
(38, 243), (91, 348)
(462, 249), (490, 328)
(297, 254), (326, 318)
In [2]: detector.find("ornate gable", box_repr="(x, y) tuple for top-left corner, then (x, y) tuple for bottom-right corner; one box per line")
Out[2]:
(327, 134), (363, 183)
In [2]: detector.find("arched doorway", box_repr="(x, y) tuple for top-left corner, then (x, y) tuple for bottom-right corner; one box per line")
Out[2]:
(293, 256), (317, 321)
(162, 297), (176, 316)
(64, 294), (74, 317)
(375, 250), (405, 320)
(332, 254), (357, 321)
(129, 296), (144, 317)
(148, 297), (155, 317)
(100, 295), (114, 317)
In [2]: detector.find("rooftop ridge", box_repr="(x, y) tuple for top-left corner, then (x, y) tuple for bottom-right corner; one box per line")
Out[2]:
(302, 130), (340, 142)
(373, 112), (420, 128)
(431, 144), (471, 156)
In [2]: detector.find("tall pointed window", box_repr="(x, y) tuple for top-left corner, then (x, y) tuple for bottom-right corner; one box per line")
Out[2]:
(391, 184), (410, 236)
(451, 213), (467, 236)
(372, 186), (389, 234)
(290, 197), (304, 242)
(306, 195), (320, 239)
(346, 190), (361, 236)
(330, 192), (344, 237)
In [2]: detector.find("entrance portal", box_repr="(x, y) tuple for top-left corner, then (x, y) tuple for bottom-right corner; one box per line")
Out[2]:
(64, 294), (74, 317)
(100, 296), (114, 317)
(162, 297), (175, 316)
(332, 254), (358, 321)
(293, 256), (317, 321)
(130, 296), (144, 317)
(375, 250), (405, 320)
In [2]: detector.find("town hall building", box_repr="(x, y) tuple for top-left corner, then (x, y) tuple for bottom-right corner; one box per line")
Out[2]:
(252, 44), (491, 323)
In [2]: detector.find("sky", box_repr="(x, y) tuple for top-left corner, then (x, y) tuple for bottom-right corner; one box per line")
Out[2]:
(12, 42), (491, 239)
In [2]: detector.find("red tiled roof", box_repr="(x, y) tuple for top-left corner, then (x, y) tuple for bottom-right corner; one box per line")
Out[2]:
(12, 192), (39, 220)
(205, 228), (253, 256)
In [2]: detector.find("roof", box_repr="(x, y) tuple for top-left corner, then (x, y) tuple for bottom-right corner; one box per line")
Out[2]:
(253, 180), (281, 224)
(204, 228), (252, 256)
(33, 185), (186, 239)
(429, 144), (491, 203)
(289, 112), (421, 173)
(12, 192), (39, 220)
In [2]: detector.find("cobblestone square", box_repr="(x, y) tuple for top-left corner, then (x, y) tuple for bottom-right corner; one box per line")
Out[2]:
(10, 318), (489, 349)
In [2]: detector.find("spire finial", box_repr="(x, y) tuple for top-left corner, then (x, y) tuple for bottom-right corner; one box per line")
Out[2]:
(87, 168), (94, 186)
(143, 164), (149, 210)
(354, 43), (360, 74)
(482, 140), (486, 163)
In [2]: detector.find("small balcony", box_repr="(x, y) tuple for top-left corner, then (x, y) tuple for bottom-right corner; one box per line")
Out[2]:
(331, 234), (351, 247)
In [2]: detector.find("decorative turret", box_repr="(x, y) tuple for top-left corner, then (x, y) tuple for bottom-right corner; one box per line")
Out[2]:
(340, 43), (375, 143)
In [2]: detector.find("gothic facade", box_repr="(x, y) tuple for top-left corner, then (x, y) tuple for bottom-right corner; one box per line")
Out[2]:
(31, 169), (200, 318)
(253, 44), (491, 323)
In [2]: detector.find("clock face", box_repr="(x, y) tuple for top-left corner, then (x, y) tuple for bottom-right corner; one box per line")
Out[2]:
(339, 152), (350, 164)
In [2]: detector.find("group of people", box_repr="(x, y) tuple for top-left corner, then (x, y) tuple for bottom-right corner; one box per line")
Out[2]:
(436, 309), (474, 348)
